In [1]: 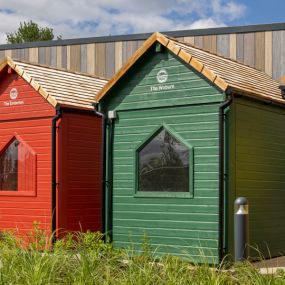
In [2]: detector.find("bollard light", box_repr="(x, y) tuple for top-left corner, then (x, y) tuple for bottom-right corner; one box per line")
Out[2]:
(234, 197), (249, 261)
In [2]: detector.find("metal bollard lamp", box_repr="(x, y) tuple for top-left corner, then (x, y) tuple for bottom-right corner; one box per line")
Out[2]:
(234, 197), (249, 261)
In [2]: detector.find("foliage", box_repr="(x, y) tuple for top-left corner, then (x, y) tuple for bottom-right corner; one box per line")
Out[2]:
(6, 21), (61, 44)
(0, 226), (283, 284)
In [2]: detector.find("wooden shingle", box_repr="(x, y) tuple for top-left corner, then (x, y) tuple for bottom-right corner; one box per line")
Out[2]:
(96, 32), (283, 106)
(1, 57), (108, 110)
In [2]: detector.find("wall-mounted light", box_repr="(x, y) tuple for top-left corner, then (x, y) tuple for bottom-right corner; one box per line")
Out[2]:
(108, 110), (117, 119)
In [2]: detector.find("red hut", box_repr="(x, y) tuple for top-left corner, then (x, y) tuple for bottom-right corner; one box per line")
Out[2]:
(0, 57), (107, 238)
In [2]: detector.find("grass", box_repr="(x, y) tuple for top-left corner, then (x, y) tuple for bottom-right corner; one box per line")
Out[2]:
(0, 225), (284, 284)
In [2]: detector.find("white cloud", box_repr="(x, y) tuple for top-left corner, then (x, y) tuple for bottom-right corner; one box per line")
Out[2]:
(0, 0), (246, 44)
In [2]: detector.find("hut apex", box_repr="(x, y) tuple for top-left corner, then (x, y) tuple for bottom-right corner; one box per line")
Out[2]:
(0, 57), (108, 238)
(98, 31), (285, 263)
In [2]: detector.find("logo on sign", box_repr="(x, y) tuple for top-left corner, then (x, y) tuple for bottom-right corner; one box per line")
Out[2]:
(156, 69), (168, 83)
(10, 88), (18, 100)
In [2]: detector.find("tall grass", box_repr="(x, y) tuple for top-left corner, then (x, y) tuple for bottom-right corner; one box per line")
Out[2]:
(0, 224), (284, 284)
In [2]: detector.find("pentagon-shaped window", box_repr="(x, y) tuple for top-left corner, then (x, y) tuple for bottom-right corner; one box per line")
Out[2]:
(0, 139), (19, 191)
(137, 126), (192, 193)
(0, 136), (36, 193)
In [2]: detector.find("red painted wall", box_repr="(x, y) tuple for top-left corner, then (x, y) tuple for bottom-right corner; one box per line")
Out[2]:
(0, 67), (55, 235)
(58, 112), (102, 233)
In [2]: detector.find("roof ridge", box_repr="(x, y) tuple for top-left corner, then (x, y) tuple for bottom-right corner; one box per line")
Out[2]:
(13, 58), (108, 82)
(165, 35), (279, 83)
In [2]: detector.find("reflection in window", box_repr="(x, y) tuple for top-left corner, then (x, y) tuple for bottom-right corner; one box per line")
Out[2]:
(0, 139), (19, 191)
(139, 129), (189, 192)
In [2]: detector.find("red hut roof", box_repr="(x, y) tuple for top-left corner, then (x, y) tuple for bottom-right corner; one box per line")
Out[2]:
(0, 57), (108, 110)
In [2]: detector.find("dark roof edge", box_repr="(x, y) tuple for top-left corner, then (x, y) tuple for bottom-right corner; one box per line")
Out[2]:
(1, 22), (285, 50)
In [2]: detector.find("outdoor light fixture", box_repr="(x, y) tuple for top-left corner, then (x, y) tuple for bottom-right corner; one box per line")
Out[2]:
(108, 110), (117, 119)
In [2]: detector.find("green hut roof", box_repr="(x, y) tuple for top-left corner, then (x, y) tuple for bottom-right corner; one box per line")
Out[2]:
(96, 32), (283, 106)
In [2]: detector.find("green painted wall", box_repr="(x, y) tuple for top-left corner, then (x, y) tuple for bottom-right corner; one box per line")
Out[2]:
(102, 46), (225, 263)
(228, 98), (285, 258)
(104, 46), (224, 112)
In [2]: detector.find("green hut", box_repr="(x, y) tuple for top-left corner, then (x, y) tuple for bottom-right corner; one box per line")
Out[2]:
(95, 32), (285, 263)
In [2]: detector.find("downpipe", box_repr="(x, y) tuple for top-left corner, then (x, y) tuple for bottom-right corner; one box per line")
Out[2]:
(93, 103), (107, 239)
(218, 92), (233, 262)
(51, 107), (62, 244)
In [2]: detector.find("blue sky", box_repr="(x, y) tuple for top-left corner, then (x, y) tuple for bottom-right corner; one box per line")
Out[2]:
(234, 0), (284, 26)
(0, 0), (283, 44)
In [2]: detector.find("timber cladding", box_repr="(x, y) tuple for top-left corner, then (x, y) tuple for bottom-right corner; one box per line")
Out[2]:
(0, 23), (285, 81)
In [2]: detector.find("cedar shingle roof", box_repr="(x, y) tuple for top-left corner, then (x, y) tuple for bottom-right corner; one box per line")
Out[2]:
(0, 57), (108, 110)
(95, 32), (283, 105)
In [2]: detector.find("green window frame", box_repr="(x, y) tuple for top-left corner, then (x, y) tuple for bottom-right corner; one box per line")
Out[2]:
(134, 124), (194, 198)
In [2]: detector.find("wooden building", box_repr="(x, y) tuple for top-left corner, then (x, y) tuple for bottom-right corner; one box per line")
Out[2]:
(0, 57), (107, 237)
(95, 32), (285, 263)
(0, 23), (285, 82)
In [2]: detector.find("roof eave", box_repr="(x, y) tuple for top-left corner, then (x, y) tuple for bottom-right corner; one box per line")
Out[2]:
(229, 85), (285, 107)
(0, 56), (58, 108)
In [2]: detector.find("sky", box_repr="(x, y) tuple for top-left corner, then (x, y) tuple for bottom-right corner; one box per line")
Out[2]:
(0, 0), (284, 44)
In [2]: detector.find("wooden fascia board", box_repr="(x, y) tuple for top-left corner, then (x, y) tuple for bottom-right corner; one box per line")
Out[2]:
(230, 85), (285, 106)
(158, 36), (229, 92)
(0, 57), (9, 72)
(5, 56), (58, 108)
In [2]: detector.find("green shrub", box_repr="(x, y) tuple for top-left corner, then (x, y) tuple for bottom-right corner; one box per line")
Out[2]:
(0, 227), (283, 284)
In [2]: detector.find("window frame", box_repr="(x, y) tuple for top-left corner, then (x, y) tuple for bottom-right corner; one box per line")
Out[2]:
(0, 133), (37, 197)
(134, 124), (194, 199)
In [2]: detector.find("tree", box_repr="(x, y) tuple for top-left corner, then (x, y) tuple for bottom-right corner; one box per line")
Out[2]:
(6, 21), (60, 44)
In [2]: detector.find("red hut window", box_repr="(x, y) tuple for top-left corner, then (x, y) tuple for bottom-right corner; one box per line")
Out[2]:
(0, 139), (19, 191)
(0, 136), (36, 194)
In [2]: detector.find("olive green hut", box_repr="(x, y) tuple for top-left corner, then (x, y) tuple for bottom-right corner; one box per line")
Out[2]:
(95, 32), (285, 263)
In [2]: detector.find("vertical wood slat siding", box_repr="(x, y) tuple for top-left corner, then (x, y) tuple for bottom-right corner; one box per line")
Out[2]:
(183, 36), (194, 44)
(45, 47), (51, 66)
(67, 46), (71, 70)
(29, 47), (38, 63)
(95, 43), (106, 77)
(255, 32), (265, 71)
(103, 49), (225, 262)
(194, 36), (203, 48)
(80, 44), (87, 73)
(236, 33), (244, 62)
(61, 46), (67, 69)
(38, 47), (46, 65)
(229, 34), (236, 60)
(50, 46), (57, 68)
(273, 30), (285, 81)
(217, 34), (229, 57)
(5, 50), (12, 57)
(230, 99), (285, 258)
(0, 50), (4, 60)
(264, 31), (272, 77)
(70, 45), (81, 72)
(56, 46), (62, 69)
(86, 43), (95, 75)
(243, 33), (255, 67)
(106, 42), (115, 78)
(203, 35), (217, 53)
(1, 28), (285, 80)
(115, 41), (123, 73)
